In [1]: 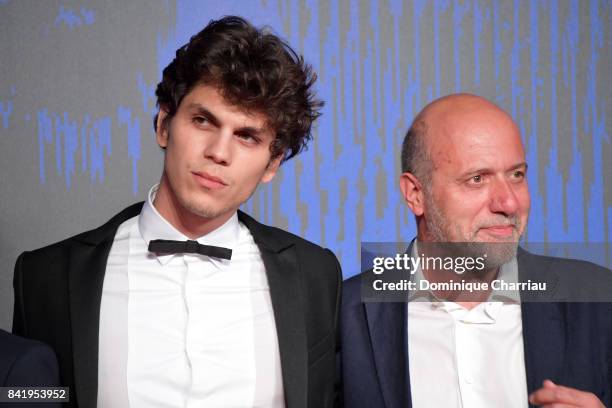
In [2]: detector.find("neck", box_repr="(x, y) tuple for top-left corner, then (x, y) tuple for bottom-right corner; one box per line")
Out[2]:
(417, 235), (499, 309)
(153, 176), (235, 239)
(422, 266), (499, 309)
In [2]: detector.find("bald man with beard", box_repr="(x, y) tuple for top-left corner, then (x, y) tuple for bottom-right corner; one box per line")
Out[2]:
(340, 94), (612, 408)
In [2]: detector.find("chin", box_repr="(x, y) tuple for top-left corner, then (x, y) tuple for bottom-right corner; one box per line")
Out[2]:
(193, 206), (232, 220)
(178, 197), (225, 220)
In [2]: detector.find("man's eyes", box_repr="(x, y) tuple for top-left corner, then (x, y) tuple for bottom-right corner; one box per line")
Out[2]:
(465, 174), (484, 185)
(190, 119), (262, 144)
(466, 171), (525, 186)
(237, 133), (260, 144)
(193, 116), (209, 125)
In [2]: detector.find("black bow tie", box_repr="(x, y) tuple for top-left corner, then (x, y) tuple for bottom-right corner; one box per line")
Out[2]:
(148, 239), (232, 260)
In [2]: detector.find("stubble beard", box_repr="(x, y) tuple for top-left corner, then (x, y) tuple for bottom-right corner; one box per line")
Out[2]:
(180, 196), (234, 221)
(423, 190), (521, 271)
(175, 180), (262, 222)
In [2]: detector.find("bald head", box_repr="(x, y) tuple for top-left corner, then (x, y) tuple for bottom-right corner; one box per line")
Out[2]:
(401, 94), (522, 184)
(416, 93), (506, 121)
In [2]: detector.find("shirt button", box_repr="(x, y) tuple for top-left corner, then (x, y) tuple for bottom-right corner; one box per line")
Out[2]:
(465, 376), (474, 384)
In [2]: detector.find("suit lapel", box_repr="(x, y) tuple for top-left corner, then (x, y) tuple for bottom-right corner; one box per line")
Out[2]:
(364, 301), (411, 408)
(521, 303), (566, 400)
(238, 211), (307, 408)
(67, 203), (143, 407)
(518, 249), (566, 405)
(361, 240), (414, 408)
(68, 239), (115, 407)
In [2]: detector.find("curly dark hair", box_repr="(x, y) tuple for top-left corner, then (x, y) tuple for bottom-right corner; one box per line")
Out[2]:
(154, 15), (323, 161)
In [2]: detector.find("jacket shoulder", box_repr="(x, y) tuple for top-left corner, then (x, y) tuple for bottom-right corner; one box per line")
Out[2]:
(264, 224), (328, 252)
(0, 330), (60, 387)
(256, 221), (342, 275)
(519, 247), (612, 276)
(518, 247), (612, 302)
(237, 211), (342, 291)
(0, 329), (53, 360)
(21, 202), (144, 258)
(238, 210), (335, 255)
(341, 272), (364, 307)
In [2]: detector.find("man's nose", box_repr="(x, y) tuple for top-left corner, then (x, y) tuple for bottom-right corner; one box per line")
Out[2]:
(489, 178), (519, 216)
(204, 130), (232, 165)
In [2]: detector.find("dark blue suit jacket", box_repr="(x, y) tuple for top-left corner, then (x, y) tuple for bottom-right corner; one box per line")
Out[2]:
(340, 248), (612, 408)
(0, 329), (61, 407)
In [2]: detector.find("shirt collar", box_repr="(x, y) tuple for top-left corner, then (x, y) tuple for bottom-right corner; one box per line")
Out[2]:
(407, 239), (438, 303)
(408, 238), (521, 307)
(138, 184), (240, 266)
(489, 257), (521, 303)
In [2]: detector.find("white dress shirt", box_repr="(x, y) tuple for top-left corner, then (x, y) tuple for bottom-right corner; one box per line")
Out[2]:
(97, 185), (285, 407)
(407, 241), (528, 408)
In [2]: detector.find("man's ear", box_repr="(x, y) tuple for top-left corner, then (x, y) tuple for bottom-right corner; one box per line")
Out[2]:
(156, 109), (170, 149)
(399, 172), (425, 216)
(261, 156), (283, 183)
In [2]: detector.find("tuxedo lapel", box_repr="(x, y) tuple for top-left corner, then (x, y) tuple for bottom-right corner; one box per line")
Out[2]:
(364, 301), (411, 408)
(518, 249), (566, 405)
(68, 239), (114, 407)
(238, 211), (307, 408)
(67, 203), (143, 407)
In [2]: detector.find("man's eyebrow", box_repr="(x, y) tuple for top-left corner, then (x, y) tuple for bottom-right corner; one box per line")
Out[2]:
(186, 103), (266, 135)
(458, 167), (493, 179)
(458, 162), (528, 178)
(187, 103), (220, 127)
(510, 162), (528, 171)
(235, 125), (266, 136)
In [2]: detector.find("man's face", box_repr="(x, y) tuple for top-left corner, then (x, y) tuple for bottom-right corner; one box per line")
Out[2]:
(421, 105), (530, 263)
(156, 84), (280, 225)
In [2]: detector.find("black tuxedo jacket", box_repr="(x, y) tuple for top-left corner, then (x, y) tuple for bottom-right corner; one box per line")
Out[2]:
(13, 203), (341, 408)
(340, 247), (612, 408)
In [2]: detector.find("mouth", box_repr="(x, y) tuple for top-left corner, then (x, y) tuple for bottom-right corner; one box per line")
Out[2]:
(479, 225), (516, 238)
(192, 171), (227, 190)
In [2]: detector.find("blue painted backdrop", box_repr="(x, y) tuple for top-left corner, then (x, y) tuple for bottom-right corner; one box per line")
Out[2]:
(1, 0), (610, 303)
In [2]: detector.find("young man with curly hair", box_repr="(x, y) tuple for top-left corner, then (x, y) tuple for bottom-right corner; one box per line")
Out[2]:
(13, 16), (340, 408)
